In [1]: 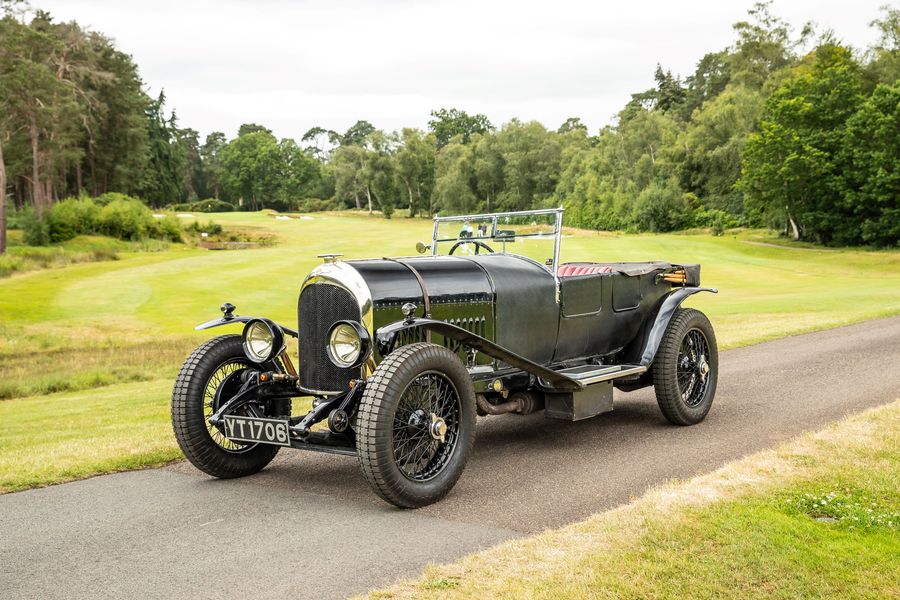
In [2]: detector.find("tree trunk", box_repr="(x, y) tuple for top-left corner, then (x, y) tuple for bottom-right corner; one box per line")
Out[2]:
(402, 177), (414, 217)
(353, 192), (361, 210)
(365, 186), (373, 213)
(787, 212), (800, 241)
(0, 138), (7, 255)
(29, 114), (44, 216)
(88, 143), (97, 196)
(784, 205), (800, 242)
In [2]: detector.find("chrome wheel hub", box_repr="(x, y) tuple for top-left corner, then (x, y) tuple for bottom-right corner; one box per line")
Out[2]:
(698, 356), (710, 379)
(430, 414), (448, 443)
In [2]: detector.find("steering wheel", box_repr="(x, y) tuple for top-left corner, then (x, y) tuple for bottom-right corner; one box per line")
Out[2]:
(449, 240), (495, 255)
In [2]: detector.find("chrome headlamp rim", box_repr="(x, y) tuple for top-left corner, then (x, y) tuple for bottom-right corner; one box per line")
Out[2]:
(326, 319), (371, 369)
(241, 318), (286, 364)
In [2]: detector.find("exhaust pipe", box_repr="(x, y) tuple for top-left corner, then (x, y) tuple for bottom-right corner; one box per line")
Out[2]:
(476, 391), (544, 416)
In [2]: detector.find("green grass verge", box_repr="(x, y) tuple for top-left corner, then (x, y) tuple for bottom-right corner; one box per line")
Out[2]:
(1, 211), (899, 492)
(0, 379), (182, 494)
(369, 401), (900, 599)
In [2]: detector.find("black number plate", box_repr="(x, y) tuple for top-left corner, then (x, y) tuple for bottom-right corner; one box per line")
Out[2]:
(223, 415), (291, 447)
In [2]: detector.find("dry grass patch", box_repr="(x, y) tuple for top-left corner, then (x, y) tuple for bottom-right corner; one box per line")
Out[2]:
(0, 337), (196, 400)
(368, 401), (900, 599)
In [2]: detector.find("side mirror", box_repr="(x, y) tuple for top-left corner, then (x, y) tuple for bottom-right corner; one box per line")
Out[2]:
(415, 242), (430, 254)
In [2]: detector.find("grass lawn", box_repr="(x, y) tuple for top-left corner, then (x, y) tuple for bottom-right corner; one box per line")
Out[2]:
(1, 210), (899, 492)
(368, 400), (900, 599)
(0, 229), (170, 278)
(0, 379), (181, 493)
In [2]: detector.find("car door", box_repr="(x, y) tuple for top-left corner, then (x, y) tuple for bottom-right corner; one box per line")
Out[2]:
(554, 274), (605, 361)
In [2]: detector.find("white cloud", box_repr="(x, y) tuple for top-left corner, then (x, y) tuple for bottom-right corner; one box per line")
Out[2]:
(38, 0), (887, 139)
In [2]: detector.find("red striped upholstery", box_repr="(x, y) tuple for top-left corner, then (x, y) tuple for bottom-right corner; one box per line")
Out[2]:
(557, 264), (614, 277)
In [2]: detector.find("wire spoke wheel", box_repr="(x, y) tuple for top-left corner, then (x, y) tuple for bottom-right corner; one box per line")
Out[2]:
(355, 343), (477, 508)
(676, 329), (711, 407)
(172, 335), (280, 479)
(203, 359), (256, 453)
(653, 308), (719, 426)
(392, 372), (461, 482)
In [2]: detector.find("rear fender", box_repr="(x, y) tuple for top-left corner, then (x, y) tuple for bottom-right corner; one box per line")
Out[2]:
(639, 287), (717, 366)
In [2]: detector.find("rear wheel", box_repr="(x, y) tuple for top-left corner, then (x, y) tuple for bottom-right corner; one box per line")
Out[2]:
(172, 335), (280, 478)
(355, 343), (476, 508)
(652, 308), (718, 425)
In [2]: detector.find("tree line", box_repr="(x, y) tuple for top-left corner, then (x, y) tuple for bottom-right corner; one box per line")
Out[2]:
(1, 2), (898, 254)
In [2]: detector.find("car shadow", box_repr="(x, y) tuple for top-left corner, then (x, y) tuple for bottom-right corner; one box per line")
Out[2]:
(176, 389), (682, 522)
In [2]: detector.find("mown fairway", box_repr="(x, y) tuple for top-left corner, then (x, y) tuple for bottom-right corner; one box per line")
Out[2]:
(1, 211), (899, 492)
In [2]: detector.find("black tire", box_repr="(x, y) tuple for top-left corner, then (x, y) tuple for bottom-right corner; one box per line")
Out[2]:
(652, 308), (718, 426)
(355, 343), (477, 508)
(172, 335), (280, 478)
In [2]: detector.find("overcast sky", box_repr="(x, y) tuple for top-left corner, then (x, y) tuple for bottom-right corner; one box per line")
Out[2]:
(38, 0), (889, 141)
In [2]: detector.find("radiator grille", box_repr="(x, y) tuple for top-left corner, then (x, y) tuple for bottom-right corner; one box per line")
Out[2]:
(298, 283), (360, 392)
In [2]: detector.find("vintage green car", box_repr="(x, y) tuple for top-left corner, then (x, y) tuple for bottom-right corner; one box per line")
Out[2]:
(172, 208), (718, 507)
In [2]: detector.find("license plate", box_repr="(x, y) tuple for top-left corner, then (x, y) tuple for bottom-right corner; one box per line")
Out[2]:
(223, 415), (291, 447)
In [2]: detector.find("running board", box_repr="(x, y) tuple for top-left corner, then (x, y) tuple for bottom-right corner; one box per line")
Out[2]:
(543, 364), (647, 389)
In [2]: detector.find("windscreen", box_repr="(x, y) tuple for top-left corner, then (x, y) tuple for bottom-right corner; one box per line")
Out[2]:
(433, 211), (559, 268)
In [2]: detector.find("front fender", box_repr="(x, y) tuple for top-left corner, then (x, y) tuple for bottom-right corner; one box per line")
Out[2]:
(639, 287), (717, 366)
(376, 318), (582, 392)
(195, 314), (298, 338)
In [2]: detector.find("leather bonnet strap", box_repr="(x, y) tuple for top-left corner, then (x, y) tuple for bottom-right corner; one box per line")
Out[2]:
(382, 258), (432, 319)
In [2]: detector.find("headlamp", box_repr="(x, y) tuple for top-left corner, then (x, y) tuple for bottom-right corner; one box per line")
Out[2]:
(242, 318), (285, 363)
(326, 320), (370, 368)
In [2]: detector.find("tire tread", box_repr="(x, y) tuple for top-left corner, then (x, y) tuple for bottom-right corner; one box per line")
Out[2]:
(171, 335), (279, 478)
(355, 343), (476, 508)
(652, 308), (718, 426)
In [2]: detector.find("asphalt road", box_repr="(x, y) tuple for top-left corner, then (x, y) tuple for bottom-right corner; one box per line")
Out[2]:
(2, 317), (899, 600)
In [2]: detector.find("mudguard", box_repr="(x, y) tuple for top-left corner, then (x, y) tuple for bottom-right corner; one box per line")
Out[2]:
(639, 287), (717, 366)
(375, 318), (582, 392)
(194, 314), (298, 338)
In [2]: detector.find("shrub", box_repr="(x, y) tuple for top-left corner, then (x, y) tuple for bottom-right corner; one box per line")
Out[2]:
(379, 199), (395, 219)
(631, 180), (691, 232)
(97, 197), (155, 240)
(168, 199), (234, 213)
(22, 212), (50, 246)
(94, 192), (136, 207)
(47, 197), (101, 242)
(7, 208), (33, 230)
(186, 220), (223, 235)
(149, 214), (183, 242)
(693, 207), (738, 236)
(0, 255), (24, 277)
(297, 197), (338, 212)
(191, 198), (234, 212)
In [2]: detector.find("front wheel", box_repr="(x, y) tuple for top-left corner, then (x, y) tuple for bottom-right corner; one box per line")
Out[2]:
(172, 335), (280, 478)
(652, 308), (718, 425)
(355, 343), (477, 508)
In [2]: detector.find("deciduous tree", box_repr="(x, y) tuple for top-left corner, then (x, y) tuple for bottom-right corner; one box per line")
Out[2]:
(428, 108), (493, 148)
(740, 45), (864, 242)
